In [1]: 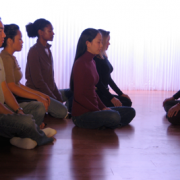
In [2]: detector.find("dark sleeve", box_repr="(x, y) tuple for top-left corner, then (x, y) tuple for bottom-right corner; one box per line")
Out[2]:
(95, 58), (114, 101)
(109, 75), (123, 96)
(26, 48), (58, 99)
(173, 90), (180, 99)
(73, 62), (104, 111)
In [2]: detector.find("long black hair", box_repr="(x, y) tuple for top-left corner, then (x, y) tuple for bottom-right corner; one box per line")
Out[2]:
(26, 18), (51, 38)
(70, 28), (99, 91)
(2, 24), (19, 48)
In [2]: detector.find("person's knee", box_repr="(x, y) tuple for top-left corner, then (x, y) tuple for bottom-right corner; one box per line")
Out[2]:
(164, 102), (170, 112)
(50, 105), (68, 119)
(118, 107), (136, 127)
(16, 114), (36, 129)
(164, 100), (178, 112)
(120, 97), (132, 107)
(123, 98), (132, 107)
(110, 111), (121, 125)
(128, 100), (132, 107)
(168, 116), (180, 125)
(31, 102), (46, 114)
(59, 106), (68, 118)
(129, 107), (136, 119)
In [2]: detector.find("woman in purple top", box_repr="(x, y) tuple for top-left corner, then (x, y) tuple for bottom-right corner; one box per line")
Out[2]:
(25, 18), (73, 113)
(70, 28), (135, 129)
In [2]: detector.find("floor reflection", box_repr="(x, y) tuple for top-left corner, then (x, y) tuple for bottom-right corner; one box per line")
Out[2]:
(70, 126), (119, 180)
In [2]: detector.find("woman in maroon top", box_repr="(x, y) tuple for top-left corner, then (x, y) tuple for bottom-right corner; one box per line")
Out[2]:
(25, 18), (73, 114)
(70, 28), (135, 129)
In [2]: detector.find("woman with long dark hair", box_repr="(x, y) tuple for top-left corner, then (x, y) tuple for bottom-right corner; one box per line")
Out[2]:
(94, 29), (132, 107)
(70, 28), (135, 129)
(25, 18), (73, 113)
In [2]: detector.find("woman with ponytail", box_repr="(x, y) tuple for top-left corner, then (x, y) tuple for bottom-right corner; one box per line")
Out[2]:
(25, 18), (73, 114)
(70, 28), (135, 129)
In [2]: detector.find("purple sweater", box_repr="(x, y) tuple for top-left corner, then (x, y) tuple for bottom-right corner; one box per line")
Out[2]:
(25, 40), (62, 101)
(72, 51), (106, 117)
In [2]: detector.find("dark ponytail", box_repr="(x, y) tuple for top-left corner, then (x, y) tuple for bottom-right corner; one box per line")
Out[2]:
(26, 18), (51, 38)
(2, 24), (19, 48)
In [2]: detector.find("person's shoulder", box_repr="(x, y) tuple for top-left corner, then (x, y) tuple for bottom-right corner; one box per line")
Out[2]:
(73, 58), (89, 75)
(0, 51), (13, 63)
(74, 58), (83, 68)
(104, 56), (111, 64)
(29, 43), (38, 51)
(28, 43), (40, 57)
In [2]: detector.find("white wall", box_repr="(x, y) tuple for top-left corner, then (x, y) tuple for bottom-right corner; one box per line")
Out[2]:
(1, 0), (180, 91)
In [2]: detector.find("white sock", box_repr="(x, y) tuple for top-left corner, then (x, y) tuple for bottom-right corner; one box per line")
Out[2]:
(10, 137), (37, 149)
(42, 128), (57, 138)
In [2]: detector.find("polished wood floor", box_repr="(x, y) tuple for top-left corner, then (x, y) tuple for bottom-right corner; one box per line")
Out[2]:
(0, 91), (180, 180)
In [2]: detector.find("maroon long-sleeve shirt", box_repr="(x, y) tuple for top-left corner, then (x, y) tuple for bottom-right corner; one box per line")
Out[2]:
(25, 40), (62, 101)
(72, 51), (106, 117)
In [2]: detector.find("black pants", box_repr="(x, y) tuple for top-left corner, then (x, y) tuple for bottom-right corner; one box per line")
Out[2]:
(96, 90), (132, 107)
(164, 100), (180, 125)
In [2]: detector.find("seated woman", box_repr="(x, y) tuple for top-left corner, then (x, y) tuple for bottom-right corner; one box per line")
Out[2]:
(0, 18), (56, 149)
(163, 91), (180, 125)
(25, 18), (73, 113)
(93, 29), (132, 107)
(0, 24), (68, 120)
(70, 28), (135, 129)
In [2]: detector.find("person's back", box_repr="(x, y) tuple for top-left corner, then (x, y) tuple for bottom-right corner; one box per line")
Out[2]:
(25, 40), (57, 96)
(25, 18), (73, 113)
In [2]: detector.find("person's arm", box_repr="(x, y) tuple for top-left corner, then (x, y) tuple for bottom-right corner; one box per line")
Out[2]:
(7, 82), (49, 111)
(96, 80), (114, 99)
(173, 90), (180, 100)
(109, 75), (131, 100)
(162, 90), (180, 107)
(20, 84), (50, 106)
(94, 57), (114, 101)
(26, 48), (57, 99)
(163, 96), (175, 107)
(109, 76), (123, 96)
(1, 81), (23, 114)
(94, 58), (122, 106)
(0, 102), (14, 115)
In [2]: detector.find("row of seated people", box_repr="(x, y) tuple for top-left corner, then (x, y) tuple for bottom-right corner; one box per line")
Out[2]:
(0, 18), (179, 150)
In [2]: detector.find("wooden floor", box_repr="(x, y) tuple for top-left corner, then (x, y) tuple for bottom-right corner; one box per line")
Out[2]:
(0, 91), (180, 180)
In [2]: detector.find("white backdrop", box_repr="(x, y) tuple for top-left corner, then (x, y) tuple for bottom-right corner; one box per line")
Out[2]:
(1, 0), (180, 91)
